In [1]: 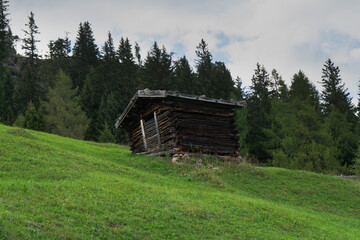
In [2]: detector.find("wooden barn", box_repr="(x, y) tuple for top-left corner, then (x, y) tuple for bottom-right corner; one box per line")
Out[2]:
(115, 89), (245, 156)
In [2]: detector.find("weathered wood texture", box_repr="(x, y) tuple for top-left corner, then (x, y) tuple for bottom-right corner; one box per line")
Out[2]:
(125, 97), (239, 157)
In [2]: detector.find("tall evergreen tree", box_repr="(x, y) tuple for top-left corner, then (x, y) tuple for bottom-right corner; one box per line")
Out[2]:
(17, 12), (41, 112)
(232, 76), (245, 101)
(321, 59), (354, 117)
(100, 32), (118, 94)
(102, 31), (116, 62)
(48, 36), (71, 60)
(0, 0), (10, 66)
(270, 69), (288, 101)
(212, 61), (234, 99)
(321, 59), (358, 167)
(80, 69), (103, 141)
(246, 63), (272, 162)
(0, 0), (15, 124)
(173, 56), (195, 94)
(117, 37), (138, 108)
(289, 70), (319, 108)
(142, 41), (174, 90)
(134, 41), (142, 66)
(72, 21), (99, 89)
(357, 80), (360, 116)
(195, 39), (213, 95)
(22, 11), (40, 65)
(46, 36), (72, 80)
(22, 101), (47, 131)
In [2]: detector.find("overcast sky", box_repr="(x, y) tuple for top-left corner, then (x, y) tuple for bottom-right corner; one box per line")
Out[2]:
(8, 0), (360, 103)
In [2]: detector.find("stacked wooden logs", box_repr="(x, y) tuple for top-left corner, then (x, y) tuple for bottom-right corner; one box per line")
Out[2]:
(125, 98), (239, 156)
(167, 98), (239, 156)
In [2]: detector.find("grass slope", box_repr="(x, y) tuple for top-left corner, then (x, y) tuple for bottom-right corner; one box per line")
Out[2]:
(0, 124), (359, 239)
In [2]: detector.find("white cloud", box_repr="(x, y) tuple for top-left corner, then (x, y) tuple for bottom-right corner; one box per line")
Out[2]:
(9, 0), (360, 103)
(350, 48), (360, 59)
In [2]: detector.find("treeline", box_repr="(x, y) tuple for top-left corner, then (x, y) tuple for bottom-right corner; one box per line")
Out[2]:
(0, 3), (359, 174)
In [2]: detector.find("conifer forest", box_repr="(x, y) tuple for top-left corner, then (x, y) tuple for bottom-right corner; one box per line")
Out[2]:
(1, 1), (360, 174)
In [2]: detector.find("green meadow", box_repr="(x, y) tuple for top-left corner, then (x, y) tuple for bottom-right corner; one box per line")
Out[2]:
(0, 123), (359, 239)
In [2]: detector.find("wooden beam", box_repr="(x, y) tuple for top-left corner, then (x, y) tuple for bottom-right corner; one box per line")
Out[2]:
(140, 119), (147, 152)
(153, 111), (162, 147)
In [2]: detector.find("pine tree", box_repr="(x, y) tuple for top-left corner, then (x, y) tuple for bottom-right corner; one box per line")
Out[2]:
(42, 70), (89, 139)
(270, 69), (288, 101)
(0, 69), (14, 124)
(72, 21), (99, 89)
(17, 11), (41, 112)
(134, 42), (142, 66)
(100, 32), (119, 95)
(80, 69), (102, 141)
(289, 70), (319, 108)
(246, 63), (272, 162)
(357, 80), (360, 116)
(212, 61), (234, 99)
(98, 123), (115, 143)
(0, 0), (15, 124)
(195, 39), (213, 95)
(117, 37), (137, 108)
(142, 41), (174, 90)
(231, 76), (244, 101)
(46, 35), (72, 79)
(321, 59), (354, 117)
(321, 59), (358, 168)
(0, 0), (10, 66)
(23, 101), (47, 131)
(102, 31), (116, 62)
(22, 12), (40, 65)
(173, 56), (195, 94)
(48, 36), (71, 60)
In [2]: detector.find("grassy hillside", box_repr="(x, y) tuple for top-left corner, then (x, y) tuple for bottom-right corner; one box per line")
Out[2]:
(0, 124), (359, 239)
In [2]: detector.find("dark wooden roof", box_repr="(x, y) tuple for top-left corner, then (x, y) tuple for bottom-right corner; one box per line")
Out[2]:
(115, 89), (246, 129)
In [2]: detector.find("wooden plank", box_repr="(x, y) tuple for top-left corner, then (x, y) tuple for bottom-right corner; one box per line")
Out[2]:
(153, 111), (162, 147)
(140, 119), (147, 152)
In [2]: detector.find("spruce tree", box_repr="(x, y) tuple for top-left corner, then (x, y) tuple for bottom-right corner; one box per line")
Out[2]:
(102, 31), (116, 62)
(195, 39), (213, 95)
(117, 37), (137, 108)
(212, 61), (234, 99)
(23, 101), (47, 131)
(321, 59), (358, 167)
(173, 56), (195, 94)
(100, 32), (118, 95)
(98, 123), (115, 143)
(321, 59), (354, 117)
(18, 11), (41, 112)
(134, 42), (142, 66)
(246, 63), (272, 162)
(357, 80), (360, 116)
(0, 0), (15, 124)
(289, 70), (319, 108)
(48, 36), (71, 60)
(142, 41), (174, 90)
(0, 0), (10, 66)
(270, 69), (288, 101)
(22, 11), (40, 65)
(47, 36), (72, 79)
(72, 21), (99, 89)
(232, 76), (245, 101)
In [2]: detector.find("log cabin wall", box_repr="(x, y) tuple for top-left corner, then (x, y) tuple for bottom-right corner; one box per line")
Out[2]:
(165, 98), (239, 156)
(116, 90), (244, 157)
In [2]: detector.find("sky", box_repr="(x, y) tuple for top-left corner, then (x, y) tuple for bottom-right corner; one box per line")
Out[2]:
(8, 0), (360, 103)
